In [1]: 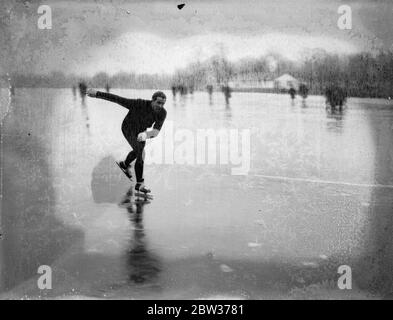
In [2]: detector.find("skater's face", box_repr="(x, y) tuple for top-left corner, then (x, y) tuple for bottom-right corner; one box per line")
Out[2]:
(152, 97), (166, 109)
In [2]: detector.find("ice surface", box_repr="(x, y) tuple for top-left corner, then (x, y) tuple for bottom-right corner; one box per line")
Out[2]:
(1, 89), (392, 299)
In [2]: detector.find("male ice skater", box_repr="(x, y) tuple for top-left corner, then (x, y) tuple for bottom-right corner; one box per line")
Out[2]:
(87, 89), (167, 194)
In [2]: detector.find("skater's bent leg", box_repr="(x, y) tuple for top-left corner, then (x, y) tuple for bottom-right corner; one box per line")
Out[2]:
(134, 143), (146, 183)
(123, 131), (146, 183)
(123, 132), (139, 167)
(135, 154), (144, 183)
(124, 150), (137, 167)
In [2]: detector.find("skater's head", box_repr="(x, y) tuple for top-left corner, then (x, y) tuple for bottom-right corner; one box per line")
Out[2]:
(151, 91), (166, 109)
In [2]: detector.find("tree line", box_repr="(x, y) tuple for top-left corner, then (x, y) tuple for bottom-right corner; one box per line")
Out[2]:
(2, 49), (393, 99)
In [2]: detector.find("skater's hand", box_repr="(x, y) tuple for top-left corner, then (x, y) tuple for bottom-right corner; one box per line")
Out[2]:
(86, 88), (97, 97)
(137, 131), (147, 142)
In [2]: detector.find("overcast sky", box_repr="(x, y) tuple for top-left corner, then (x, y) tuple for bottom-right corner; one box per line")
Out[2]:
(2, 0), (393, 75)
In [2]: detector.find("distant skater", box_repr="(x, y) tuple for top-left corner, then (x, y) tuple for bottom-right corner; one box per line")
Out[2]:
(222, 85), (232, 107)
(171, 85), (177, 98)
(79, 81), (87, 104)
(87, 89), (167, 194)
(72, 85), (77, 100)
(298, 83), (309, 107)
(325, 85), (347, 113)
(105, 83), (111, 93)
(288, 87), (296, 100)
(298, 83), (309, 100)
(206, 84), (213, 105)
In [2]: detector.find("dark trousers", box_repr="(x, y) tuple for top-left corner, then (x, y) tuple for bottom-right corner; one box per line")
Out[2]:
(122, 130), (145, 183)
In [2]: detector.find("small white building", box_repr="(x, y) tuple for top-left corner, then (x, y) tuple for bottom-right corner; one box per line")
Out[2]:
(274, 74), (299, 90)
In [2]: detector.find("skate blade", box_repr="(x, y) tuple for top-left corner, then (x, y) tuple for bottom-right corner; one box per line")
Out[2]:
(115, 161), (132, 180)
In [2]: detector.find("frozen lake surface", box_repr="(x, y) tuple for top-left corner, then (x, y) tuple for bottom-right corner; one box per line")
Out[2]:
(1, 88), (392, 299)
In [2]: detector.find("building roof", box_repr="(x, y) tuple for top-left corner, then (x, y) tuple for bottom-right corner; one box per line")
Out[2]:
(274, 74), (298, 82)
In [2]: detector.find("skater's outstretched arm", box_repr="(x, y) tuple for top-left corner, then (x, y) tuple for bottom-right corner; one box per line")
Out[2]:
(86, 89), (136, 110)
